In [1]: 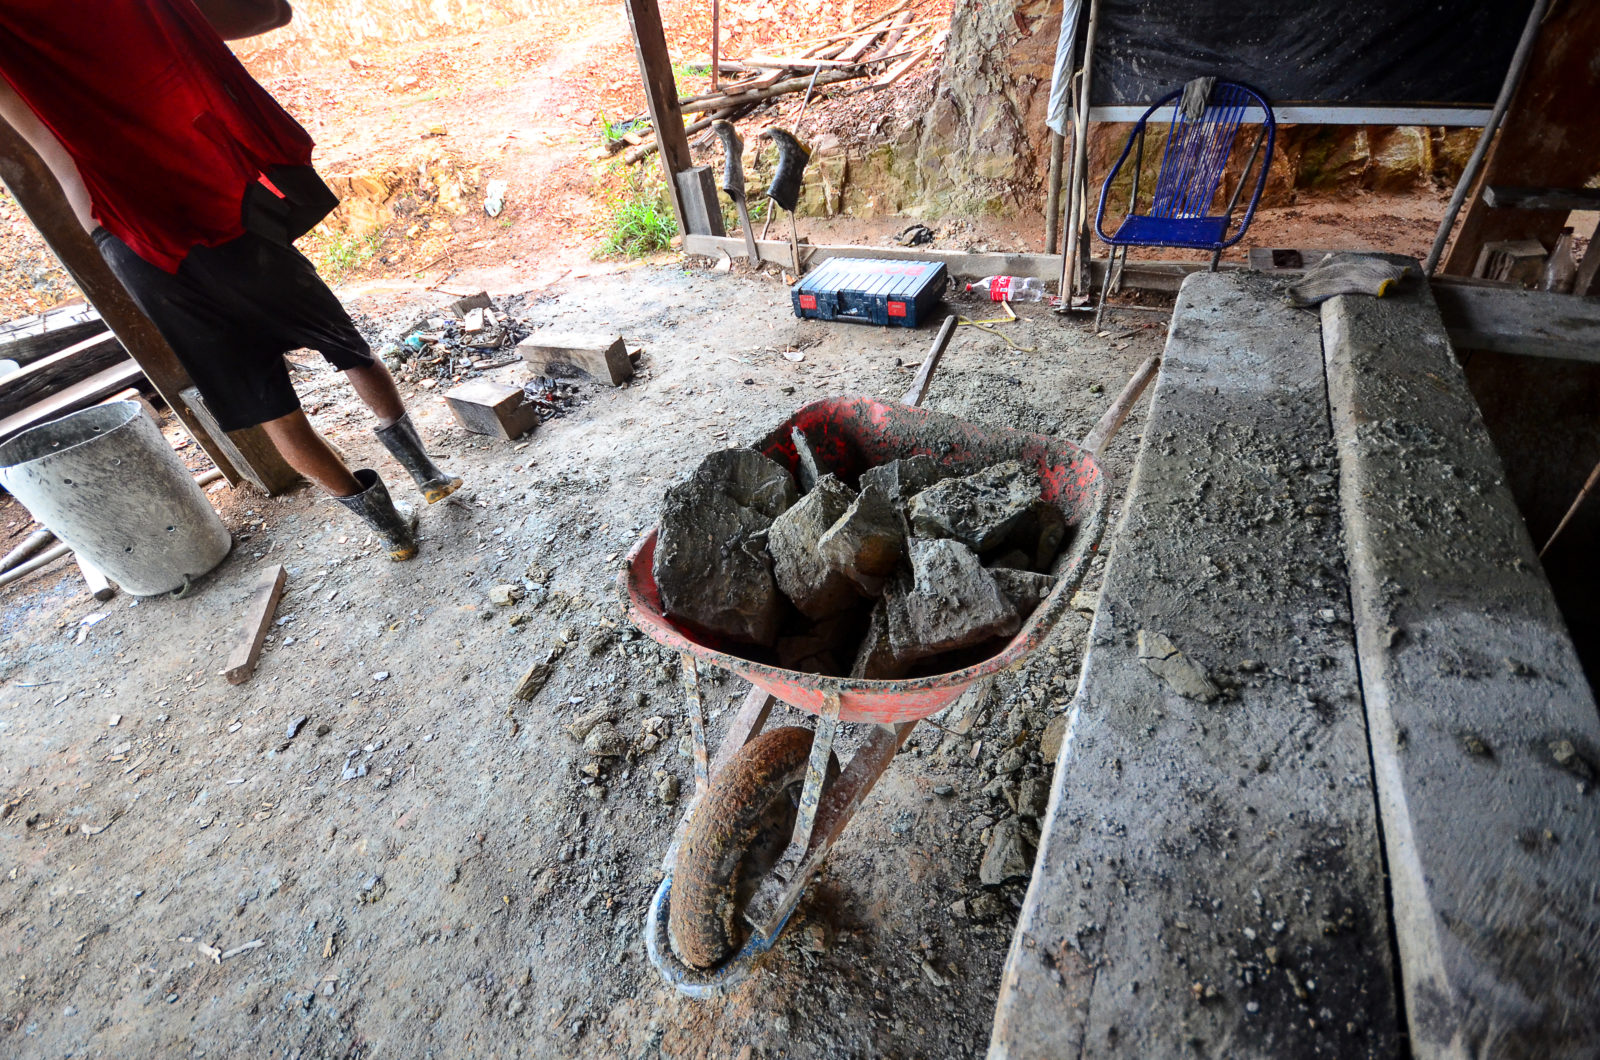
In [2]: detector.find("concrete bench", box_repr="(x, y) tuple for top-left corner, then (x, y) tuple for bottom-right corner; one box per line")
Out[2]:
(989, 271), (1600, 1058)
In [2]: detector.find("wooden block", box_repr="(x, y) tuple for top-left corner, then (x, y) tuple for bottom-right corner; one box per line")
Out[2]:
(1472, 238), (1547, 287)
(0, 359), (143, 442)
(443, 379), (540, 440)
(517, 333), (633, 386)
(73, 553), (115, 601)
(674, 165), (726, 238)
(449, 291), (493, 318)
(1483, 185), (1600, 211)
(225, 564), (287, 685)
(1431, 281), (1600, 364)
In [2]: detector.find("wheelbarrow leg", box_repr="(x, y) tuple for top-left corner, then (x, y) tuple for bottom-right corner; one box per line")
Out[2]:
(678, 652), (712, 796)
(745, 716), (918, 938)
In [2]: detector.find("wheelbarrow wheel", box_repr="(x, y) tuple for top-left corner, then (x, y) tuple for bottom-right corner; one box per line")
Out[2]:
(670, 725), (834, 970)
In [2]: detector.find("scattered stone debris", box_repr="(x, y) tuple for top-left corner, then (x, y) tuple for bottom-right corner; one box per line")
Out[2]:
(979, 815), (1038, 885)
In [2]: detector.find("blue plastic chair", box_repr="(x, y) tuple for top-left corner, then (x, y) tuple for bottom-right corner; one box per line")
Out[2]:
(1093, 80), (1275, 324)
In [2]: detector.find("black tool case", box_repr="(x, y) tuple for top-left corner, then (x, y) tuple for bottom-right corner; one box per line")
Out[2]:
(790, 258), (947, 327)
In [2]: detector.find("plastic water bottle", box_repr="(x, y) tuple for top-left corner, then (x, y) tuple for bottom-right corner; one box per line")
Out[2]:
(966, 276), (1049, 302)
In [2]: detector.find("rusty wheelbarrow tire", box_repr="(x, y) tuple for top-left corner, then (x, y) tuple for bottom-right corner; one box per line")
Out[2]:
(670, 725), (827, 970)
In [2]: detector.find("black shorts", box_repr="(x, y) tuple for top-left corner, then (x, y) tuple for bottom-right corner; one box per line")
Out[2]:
(95, 227), (374, 432)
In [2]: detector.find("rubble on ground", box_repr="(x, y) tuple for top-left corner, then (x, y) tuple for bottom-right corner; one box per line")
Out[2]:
(653, 441), (1071, 676)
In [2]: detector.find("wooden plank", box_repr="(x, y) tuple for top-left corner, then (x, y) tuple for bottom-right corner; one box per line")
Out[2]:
(1442, 4), (1600, 275)
(1431, 283), (1600, 364)
(673, 165), (725, 238)
(0, 359), (142, 441)
(517, 333), (633, 386)
(225, 564), (287, 685)
(1322, 281), (1600, 1057)
(1483, 185), (1600, 211)
(73, 553), (114, 601)
(0, 329), (120, 419)
(177, 388), (303, 496)
(991, 272), (1400, 1058)
(683, 233), (1205, 290)
(0, 308), (103, 367)
(623, 0), (693, 235)
(0, 120), (291, 489)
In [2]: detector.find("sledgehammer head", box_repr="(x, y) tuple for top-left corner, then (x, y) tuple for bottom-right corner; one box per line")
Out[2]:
(761, 127), (811, 213)
(711, 120), (746, 200)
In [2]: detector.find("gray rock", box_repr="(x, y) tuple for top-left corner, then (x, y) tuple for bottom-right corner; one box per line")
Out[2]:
(1137, 629), (1220, 702)
(654, 448), (797, 645)
(991, 568), (1059, 617)
(1000, 499), (1068, 571)
(849, 598), (911, 680)
(1040, 712), (1069, 761)
(861, 455), (945, 509)
(908, 460), (1042, 553)
(887, 539), (1021, 659)
(816, 483), (905, 593)
(790, 427), (823, 492)
(1017, 777), (1051, 819)
(489, 583), (524, 607)
(979, 815), (1039, 885)
(768, 475), (862, 620)
(584, 721), (628, 758)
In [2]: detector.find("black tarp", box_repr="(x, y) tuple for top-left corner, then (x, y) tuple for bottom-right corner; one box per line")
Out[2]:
(1089, 0), (1538, 107)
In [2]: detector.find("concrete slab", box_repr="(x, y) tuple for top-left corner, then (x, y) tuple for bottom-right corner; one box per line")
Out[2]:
(1323, 285), (1600, 1058)
(990, 272), (1400, 1058)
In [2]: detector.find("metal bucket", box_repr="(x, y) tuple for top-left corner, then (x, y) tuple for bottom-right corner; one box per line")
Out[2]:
(0, 402), (231, 595)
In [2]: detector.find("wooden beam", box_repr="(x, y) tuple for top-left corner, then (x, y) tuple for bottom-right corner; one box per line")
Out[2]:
(682, 233), (1204, 291)
(225, 564), (287, 685)
(0, 360), (143, 442)
(1431, 283), (1600, 363)
(623, 0), (694, 235)
(178, 387), (303, 496)
(1323, 281), (1600, 1056)
(0, 119), (295, 490)
(0, 303), (103, 366)
(1483, 185), (1600, 211)
(1442, 4), (1600, 276)
(0, 329), (122, 419)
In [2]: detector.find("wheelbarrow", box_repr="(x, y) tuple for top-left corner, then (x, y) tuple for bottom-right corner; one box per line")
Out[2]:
(623, 319), (1140, 995)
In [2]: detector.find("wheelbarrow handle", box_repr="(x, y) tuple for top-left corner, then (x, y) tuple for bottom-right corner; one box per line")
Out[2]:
(901, 315), (958, 408)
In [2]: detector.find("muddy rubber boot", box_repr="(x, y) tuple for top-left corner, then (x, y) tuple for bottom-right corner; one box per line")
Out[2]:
(336, 469), (420, 561)
(761, 127), (810, 212)
(375, 413), (462, 503)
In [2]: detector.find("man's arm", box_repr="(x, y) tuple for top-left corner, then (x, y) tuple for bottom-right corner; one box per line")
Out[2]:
(189, 0), (292, 40)
(0, 78), (96, 234)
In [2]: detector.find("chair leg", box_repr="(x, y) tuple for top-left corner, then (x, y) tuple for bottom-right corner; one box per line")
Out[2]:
(1111, 246), (1129, 295)
(1094, 259), (1111, 331)
(1209, 248), (1222, 272)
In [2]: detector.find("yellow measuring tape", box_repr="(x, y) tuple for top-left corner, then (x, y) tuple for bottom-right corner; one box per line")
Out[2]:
(957, 300), (1035, 352)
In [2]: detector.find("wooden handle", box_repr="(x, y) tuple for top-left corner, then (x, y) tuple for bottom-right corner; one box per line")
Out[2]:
(901, 315), (957, 408)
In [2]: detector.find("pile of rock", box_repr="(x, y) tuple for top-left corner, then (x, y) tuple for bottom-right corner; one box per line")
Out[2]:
(652, 438), (1068, 679)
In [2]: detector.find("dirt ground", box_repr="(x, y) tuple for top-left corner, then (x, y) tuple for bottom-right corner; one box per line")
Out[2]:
(0, 264), (1163, 1059)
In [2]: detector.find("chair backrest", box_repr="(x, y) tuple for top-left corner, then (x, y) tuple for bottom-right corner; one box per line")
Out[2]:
(1149, 81), (1263, 220)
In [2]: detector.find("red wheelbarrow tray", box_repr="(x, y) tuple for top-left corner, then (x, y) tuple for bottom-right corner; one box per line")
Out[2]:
(624, 396), (1109, 725)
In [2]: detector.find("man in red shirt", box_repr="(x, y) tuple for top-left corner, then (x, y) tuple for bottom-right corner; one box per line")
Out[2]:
(0, 0), (461, 561)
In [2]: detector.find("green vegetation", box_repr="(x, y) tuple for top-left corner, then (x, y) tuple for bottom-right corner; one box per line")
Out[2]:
(599, 111), (651, 148)
(312, 228), (386, 283)
(672, 62), (710, 81)
(595, 166), (676, 259)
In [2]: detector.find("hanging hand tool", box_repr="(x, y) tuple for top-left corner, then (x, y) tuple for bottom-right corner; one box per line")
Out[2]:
(761, 127), (811, 276)
(711, 120), (760, 265)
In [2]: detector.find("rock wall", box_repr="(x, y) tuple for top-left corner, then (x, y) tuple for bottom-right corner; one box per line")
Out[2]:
(800, 0), (1478, 220)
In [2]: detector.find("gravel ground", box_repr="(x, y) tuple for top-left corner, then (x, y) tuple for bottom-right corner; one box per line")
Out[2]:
(0, 261), (1162, 1059)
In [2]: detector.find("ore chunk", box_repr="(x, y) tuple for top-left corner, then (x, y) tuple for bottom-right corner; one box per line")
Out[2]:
(768, 475), (862, 619)
(887, 539), (1021, 659)
(850, 598), (912, 680)
(990, 568), (1058, 618)
(698, 447), (800, 518)
(979, 815), (1039, 885)
(1001, 498), (1068, 571)
(861, 455), (946, 509)
(817, 483), (905, 594)
(653, 448), (797, 645)
(908, 460), (1042, 553)
(790, 427), (823, 492)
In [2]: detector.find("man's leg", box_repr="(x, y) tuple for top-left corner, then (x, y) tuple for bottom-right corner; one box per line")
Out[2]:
(343, 362), (405, 427)
(258, 409), (361, 495)
(349, 361), (464, 503)
(259, 409), (419, 560)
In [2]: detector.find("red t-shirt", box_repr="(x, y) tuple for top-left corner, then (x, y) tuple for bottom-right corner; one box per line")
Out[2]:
(0, 0), (315, 272)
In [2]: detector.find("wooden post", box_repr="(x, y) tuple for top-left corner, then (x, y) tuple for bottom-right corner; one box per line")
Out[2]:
(0, 121), (299, 494)
(624, 0), (719, 235)
(1059, 0), (1101, 301)
(1044, 130), (1065, 255)
(1439, 2), (1600, 276)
